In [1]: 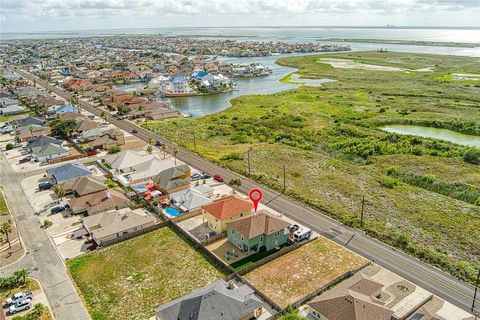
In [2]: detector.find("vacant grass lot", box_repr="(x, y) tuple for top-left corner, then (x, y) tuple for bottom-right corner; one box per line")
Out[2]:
(142, 52), (480, 284)
(67, 227), (225, 320)
(244, 238), (368, 308)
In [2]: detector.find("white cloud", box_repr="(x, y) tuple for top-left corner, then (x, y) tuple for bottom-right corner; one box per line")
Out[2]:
(1, 0), (479, 32)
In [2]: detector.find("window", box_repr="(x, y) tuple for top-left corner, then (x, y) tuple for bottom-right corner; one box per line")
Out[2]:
(274, 231), (280, 237)
(240, 213), (243, 217)
(260, 236), (264, 242)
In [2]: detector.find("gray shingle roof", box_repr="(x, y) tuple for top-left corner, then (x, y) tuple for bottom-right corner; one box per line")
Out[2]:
(155, 280), (263, 320)
(46, 162), (92, 184)
(27, 135), (63, 149)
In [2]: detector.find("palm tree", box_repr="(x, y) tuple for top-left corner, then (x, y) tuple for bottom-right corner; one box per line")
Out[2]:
(100, 112), (108, 122)
(33, 303), (45, 316)
(28, 125), (34, 137)
(146, 145), (153, 154)
(53, 185), (65, 203)
(148, 138), (154, 146)
(40, 106), (48, 120)
(228, 178), (242, 194)
(11, 120), (19, 136)
(14, 269), (29, 285)
(172, 146), (179, 164)
(0, 220), (13, 249)
(161, 144), (167, 159)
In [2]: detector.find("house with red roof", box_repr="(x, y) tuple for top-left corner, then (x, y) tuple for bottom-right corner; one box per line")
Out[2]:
(201, 195), (253, 234)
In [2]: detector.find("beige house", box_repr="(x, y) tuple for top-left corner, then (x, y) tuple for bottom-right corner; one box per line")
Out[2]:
(307, 264), (475, 320)
(82, 208), (156, 245)
(88, 128), (125, 150)
(201, 195), (253, 234)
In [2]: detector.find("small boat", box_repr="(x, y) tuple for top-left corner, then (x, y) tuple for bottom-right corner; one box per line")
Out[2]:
(182, 113), (193, 118)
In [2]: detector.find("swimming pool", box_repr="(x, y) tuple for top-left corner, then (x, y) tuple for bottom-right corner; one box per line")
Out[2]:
(134, 185), (147, 192)
(165, 207), (181, 218)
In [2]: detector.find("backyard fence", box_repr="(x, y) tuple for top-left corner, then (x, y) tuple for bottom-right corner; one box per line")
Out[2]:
(100, 221), (168, 247)
(268, 261), (372, 319)
(171, 210), (202, 224)
(236, 236), (319, 276)
(47, 153), (85, 164)
(167, 220), (233, 275)
(200, 231), (227, 246)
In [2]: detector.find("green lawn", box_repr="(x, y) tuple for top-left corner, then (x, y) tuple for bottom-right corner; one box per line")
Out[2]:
(0, 189), (8, 215)
(67, 227), (226, 320)
(229, 243), (288, 271)
(141, 52), (480, 284)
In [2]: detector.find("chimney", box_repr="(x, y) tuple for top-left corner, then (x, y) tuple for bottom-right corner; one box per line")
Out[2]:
(227, 280), (235, 290)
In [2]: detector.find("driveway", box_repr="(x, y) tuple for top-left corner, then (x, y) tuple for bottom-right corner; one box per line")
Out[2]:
(0, 147), (91, 320)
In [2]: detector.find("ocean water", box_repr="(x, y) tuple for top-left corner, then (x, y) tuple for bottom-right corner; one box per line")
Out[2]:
(2, 27), (479, 117)
(2, 26), (480, 43)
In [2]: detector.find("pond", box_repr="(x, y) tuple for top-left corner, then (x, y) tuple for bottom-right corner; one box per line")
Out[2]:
(380, 125), (480, 148)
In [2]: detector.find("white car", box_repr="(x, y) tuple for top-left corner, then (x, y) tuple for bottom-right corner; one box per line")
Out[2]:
(4, 291), (33, 306)
(9, 298), (32, 314)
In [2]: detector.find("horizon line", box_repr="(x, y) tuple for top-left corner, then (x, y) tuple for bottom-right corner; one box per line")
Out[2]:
(2, 25), (480, 35)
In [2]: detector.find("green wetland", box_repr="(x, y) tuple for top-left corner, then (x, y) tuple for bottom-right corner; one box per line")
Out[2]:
(142, 51), (480, 284)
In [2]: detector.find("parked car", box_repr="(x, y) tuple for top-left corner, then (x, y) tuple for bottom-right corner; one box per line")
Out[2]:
(155, 139), (163, 146)
(19, 157), (32, 164)
(201, 174), (212, 180)
(191, 173), (203, 181)
(4, 292), (33, 306)
(87, 149), (97, 156)
(9, 299), (32, 314)
(51, 206), (66, 214)
(289, 224), (300, 233)
(132, 129), (138, 133)
(100, 122), (109, 128)
(213, 175), (224, 182)
(38, 182), (52, 190)
(291, 227), (312, 243)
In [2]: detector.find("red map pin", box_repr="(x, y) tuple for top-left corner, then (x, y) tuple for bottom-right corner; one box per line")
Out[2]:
(249, 189), (263, 212)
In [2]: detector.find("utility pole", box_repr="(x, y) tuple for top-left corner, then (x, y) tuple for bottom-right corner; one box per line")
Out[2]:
(473, 267), (480, 313)
(283, 164), (286, 192)
(247, 147), (252, 176)
(193, 130), (197, 151)
(360, 195), (365, 227)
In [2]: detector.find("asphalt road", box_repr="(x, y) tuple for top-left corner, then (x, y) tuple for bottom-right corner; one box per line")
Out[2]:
(0, 150), (91, 319)
(16, 69), (479, 315)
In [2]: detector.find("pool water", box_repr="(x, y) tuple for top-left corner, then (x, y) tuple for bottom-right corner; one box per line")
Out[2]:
(134, 185), (147, 192)
(165, 207), (181, 218)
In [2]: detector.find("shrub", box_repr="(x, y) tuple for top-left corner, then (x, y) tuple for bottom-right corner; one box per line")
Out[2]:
(220, 152), (244, 161)
(379, 176), (399, 189)
(386, 166), (397, 176)
(396, 234), (410, 246)
(5, 143), (13, 150)
(464, 148), (480, 165)
(108, 146), (121, 154)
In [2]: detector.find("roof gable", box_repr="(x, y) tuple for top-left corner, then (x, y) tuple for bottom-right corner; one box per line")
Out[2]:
(202, 195), (252, 220)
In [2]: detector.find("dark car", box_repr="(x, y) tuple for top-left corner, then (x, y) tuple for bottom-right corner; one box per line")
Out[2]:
(51, 206), (66, 214)
(213, 175), (224, 182)
(201, 174), (212, 180)
(191, 173), (203, 181)
(38, 182), (52, 190)
(155, 139), (163, 146)
(19, 157), (32, 164)
(289, 224), (300, 233)
(132, 129), (138, 133)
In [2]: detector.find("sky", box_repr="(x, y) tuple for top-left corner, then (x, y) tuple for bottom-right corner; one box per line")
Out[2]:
(0, 0), (479, 33)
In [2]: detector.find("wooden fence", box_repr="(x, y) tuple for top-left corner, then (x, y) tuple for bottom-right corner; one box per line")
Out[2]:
(268, 262), (372, 319)
(100, 222), (167, 247)
(237, 236), (318, 276)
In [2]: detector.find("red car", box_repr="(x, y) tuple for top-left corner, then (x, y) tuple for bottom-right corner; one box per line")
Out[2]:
(213, 175), (224, 182)
(132, 129), (138, 133)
